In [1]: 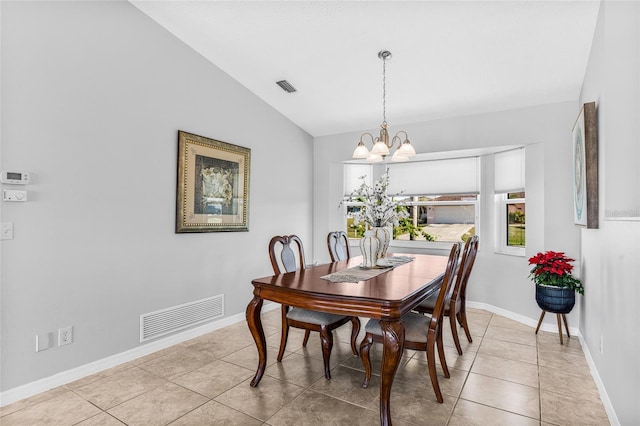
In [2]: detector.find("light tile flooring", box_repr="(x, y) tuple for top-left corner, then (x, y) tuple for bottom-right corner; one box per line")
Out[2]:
(1, 309), (610, 425)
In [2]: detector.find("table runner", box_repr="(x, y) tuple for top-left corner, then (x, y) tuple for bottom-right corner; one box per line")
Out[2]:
(321, 256), (414, 283)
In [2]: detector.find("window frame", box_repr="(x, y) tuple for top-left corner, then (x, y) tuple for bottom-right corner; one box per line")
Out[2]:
(496, 192), (525, 256)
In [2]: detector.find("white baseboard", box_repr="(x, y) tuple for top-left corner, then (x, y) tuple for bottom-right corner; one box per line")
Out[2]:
(466, 301), (619, 426)
(578, 334), (621, 426)
(1, 301), (620, 426)
(0, 302), (279, 408)
(466, 301), (583, 335)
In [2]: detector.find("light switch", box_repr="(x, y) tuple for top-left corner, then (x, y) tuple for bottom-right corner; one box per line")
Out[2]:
(1, 222), (13, 240)
(3, 189), (28, 202)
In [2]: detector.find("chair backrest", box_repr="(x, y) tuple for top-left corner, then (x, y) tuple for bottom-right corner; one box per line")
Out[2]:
(268, 235), (306, 274)
(452, 235), (479, 304)
(429, 242), (462, 330)
(327, 231), (351, 262)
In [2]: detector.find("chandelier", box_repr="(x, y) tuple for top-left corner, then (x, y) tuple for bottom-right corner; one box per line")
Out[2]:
(352, 50), (417, 162)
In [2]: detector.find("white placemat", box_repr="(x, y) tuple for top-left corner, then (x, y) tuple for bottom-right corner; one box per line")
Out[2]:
(321, 256), (414, 283)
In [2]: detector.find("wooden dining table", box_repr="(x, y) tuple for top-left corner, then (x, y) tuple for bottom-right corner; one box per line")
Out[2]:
(245, 253), (449, 426)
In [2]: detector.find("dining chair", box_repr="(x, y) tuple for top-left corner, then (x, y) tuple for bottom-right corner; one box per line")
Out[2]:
(268, 235), (360, 379)
(327, 231), (351, 262)
(413, 235), (479, 355)
(360, 242), (461, 403)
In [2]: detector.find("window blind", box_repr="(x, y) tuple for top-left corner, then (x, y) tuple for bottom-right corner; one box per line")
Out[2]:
(344, 163), (372, 195)
(494, 148), (525, 193)
(386, 157), (479, 195)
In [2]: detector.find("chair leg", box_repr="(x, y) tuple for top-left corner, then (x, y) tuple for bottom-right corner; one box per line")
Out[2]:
(458, 310), (473, 343)
(319, 326), (333, 379)
(556, 314), (564, 345)
(302, 330), (311, 347)
(360, 334), (373, 388)
(349, 317), (361, 356)
(535, 310), (546, 334)
(449, 314), (463, 355)
(436, 327), (450, 378)
(427, 330), (444, 403)
(562, 314), (571, 338)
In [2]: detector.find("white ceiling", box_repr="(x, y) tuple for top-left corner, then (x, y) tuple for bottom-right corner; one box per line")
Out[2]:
(131, 1), (601, 137)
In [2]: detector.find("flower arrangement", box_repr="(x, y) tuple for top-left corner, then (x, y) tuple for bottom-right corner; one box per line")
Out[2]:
(528, 251), (584, 295)
(349, 170), (408, 228)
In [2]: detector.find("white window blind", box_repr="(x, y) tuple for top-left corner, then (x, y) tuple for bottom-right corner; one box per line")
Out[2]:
(344, 164), (372, 195)
(386, 157), (479, 195)
(494, 148), (525, 193)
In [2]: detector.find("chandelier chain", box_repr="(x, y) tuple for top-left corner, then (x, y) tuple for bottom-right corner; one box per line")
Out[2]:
(382, 55), (387, 125)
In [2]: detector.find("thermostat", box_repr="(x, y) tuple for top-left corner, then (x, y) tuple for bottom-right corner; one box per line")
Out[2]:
(1, 170), (30, 184)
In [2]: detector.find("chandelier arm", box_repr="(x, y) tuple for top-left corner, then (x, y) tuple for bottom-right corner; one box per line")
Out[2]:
(359, 132), (378, 147)
(390, 131), (409, 149)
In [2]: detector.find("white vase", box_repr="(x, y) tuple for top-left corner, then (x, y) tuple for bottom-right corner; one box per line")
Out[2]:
(372, 226), (392, 265)
(359, 230), (380, 268)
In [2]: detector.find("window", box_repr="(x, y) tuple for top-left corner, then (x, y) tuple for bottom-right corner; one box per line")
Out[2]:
(498, 192), (525, 254)
(494, 148), (526, 255)
(344, 195), (477, 243)
(393, 195), (477, 242)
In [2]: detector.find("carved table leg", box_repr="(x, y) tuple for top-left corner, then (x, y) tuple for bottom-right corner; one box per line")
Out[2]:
(379, 319), (405, 426)
(246, 295), (265, 387)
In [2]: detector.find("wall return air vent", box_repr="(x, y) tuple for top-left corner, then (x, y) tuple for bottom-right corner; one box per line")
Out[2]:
(140, 294), (224, 342)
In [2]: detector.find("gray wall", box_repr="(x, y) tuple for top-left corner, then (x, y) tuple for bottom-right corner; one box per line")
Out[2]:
(0, 1), (313, 391)
(578, 1), (640, 423)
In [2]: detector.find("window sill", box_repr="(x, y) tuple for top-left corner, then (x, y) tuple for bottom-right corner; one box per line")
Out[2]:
(494, 249), (526, 258)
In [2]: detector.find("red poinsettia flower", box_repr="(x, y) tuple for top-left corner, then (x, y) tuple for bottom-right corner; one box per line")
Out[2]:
(528, 251), (584, 295)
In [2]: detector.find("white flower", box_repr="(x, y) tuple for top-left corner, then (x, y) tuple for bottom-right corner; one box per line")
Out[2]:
(346, 170), (408, 228)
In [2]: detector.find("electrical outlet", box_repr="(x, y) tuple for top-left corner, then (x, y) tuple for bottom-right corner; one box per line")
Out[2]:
(58, 326), (73, 346)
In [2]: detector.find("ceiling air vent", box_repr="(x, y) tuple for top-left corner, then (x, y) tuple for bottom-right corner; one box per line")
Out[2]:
(276, 80), (297, 93)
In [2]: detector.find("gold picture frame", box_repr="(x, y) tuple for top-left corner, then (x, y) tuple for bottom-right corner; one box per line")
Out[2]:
(176, 131), (250, 233)
(572, 102), (598, 228)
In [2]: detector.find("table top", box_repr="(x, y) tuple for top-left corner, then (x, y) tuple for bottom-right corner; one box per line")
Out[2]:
(251, 253), (448, 320)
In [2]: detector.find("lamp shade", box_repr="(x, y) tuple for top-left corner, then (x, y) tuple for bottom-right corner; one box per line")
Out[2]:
(397, 140), (416, 156)
(391, 150), (409, 162)
(370, 141), (390, 156)
(367, 153), (383, 162)
(352, 141), (370, 159)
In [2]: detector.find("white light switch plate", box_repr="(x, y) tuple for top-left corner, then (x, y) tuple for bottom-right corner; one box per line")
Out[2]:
(3, 189), (28, 202)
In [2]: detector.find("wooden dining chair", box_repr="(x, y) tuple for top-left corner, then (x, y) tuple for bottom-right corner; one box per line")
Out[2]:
(269, 235), (360, 379)
(327, 231), (351, 262)
(360, 242), (462, 403)
(414, 235), (479, 355)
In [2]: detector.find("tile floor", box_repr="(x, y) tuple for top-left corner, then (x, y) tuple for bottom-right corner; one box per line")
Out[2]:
(0, 308), (611, 425)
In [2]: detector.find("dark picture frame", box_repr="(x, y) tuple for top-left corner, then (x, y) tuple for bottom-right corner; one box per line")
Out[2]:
(572, 102), (598, 228)
(176, 131), (250, 233)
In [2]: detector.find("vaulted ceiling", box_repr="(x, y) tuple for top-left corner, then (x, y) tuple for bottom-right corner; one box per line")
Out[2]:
(131, 1), (601, 137)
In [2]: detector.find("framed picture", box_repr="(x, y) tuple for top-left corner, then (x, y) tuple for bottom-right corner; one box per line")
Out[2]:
(572, 102), (598, 228)
(176, 131), (250, 233)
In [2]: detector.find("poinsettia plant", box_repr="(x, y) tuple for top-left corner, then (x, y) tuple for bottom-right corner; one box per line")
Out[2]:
(528, 251), (584, 295)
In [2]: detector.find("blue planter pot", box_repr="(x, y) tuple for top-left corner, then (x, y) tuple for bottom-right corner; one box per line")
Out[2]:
(535, 285), (575, 314)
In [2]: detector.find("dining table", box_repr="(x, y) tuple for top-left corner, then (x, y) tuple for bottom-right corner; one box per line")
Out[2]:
(245, 253), (449, 426)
